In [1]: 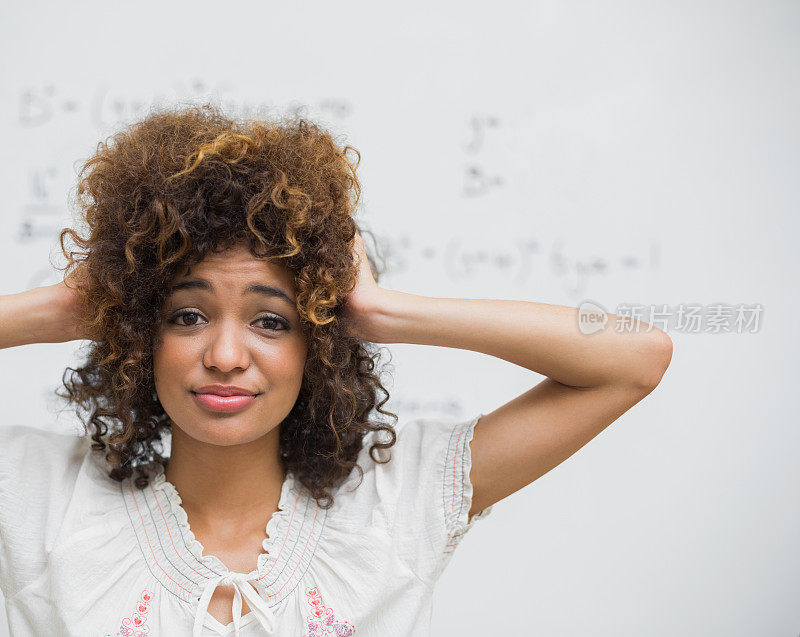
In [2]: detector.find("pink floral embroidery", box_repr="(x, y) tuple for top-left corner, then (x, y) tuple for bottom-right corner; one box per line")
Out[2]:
(104, 589), (154, 636)
(302, 586), (356, 636)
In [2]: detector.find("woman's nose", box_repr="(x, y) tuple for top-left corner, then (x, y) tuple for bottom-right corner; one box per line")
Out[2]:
(202, 320), (251, 372)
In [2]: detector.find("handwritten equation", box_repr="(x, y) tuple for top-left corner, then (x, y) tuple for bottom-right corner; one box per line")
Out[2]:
(14, 96), (658, 298)
(463, 115), (504, 197)
(18, 81), (354, 129)
(374, 233), (660, 297)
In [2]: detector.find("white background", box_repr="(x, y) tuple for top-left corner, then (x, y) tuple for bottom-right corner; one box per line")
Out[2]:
(0, 1), (798, 635)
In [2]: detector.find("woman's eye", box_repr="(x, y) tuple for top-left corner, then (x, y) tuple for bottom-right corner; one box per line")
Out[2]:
(256, 316), (289, 332)
(171, 311), (205, 326)
(168, 311), (288, 332)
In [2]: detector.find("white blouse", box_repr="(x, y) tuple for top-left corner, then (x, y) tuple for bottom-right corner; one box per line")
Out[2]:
(0, 414), (494, 636)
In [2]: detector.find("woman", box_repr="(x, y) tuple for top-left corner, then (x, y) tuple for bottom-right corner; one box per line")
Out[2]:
(0, 104), (672, 636)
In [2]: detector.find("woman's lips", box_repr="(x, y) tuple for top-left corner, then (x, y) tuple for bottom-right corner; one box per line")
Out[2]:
(192, 391), (258, 413)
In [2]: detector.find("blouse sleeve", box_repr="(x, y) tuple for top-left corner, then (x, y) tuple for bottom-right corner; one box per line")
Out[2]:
(0, 425), (90, 599)
(373, 413), (495, 583)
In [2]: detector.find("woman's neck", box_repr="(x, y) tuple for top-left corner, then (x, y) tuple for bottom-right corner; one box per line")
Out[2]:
(164, 425), (286, 531)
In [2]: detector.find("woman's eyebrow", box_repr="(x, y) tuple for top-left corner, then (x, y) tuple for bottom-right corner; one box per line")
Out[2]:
(167, 279), (296, 306)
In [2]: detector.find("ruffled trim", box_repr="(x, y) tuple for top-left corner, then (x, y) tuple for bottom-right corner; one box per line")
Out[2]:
(147, 462), (297, 578)
(442, 413), (494, 555)
(121, 459), (327, 611)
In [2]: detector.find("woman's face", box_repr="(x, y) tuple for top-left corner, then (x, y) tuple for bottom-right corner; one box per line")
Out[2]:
(153, 242), (308, 447)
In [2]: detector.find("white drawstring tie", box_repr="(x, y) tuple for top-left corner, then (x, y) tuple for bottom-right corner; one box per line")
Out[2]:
(193, 572), (277, 637)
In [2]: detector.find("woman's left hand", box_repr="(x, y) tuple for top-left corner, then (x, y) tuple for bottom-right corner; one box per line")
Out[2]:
(341, 231), (390, 341)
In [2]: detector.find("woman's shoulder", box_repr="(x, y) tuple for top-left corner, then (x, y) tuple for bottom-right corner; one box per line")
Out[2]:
(323, 413), (488, 581)
(333, 412), (482, 507)
(0, 424), (93, 471)
(0, 426), (96, 593)
(0, 424), (96, 513)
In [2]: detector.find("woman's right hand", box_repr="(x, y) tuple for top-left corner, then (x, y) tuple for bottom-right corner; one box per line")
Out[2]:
(50, 263), (96, 343)
(0, 265), (94, 350)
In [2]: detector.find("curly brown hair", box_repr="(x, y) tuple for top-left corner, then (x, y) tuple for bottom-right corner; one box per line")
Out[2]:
(55, 102), (397, 509)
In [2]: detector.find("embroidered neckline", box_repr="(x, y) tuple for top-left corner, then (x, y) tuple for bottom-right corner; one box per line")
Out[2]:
(148, 461), (296, 578)
(120, 459), (328, 615)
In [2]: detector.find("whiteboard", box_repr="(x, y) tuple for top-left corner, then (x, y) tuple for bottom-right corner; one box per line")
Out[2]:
(0, 1), (798, 635)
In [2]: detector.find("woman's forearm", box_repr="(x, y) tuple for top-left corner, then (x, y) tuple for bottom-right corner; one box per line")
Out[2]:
(0, 285), (74, 349)
(367, 290), (672, 390)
